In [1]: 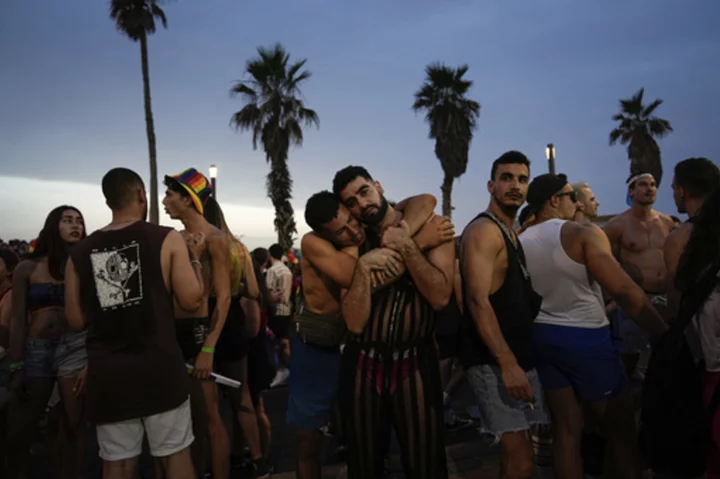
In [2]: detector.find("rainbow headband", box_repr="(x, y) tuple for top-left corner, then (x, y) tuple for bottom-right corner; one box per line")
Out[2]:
(625, 173), (654, 206)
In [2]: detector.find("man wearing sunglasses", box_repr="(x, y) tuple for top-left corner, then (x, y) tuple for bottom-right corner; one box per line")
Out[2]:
(518, 173), (667, 478)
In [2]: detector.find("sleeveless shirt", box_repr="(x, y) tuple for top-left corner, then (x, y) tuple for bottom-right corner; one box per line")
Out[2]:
(520, 219), (608, 328)
(70, 222), (189, 424)
(459, 212), (541, 371)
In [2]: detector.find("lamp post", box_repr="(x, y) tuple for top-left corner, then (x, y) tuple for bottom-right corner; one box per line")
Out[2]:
(545, 143), (556, 176)
(209, 164), (218, 198)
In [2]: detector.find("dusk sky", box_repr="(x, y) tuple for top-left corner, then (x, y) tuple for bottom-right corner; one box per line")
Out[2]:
(1, 0), (719, 248)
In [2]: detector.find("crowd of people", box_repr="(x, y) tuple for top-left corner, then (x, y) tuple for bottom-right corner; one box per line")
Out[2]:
(0, 153), (718, 479)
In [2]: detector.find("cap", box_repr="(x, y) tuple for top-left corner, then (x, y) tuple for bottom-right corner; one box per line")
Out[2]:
(519, 174), (568, 225)
(165, 168), (213, 214)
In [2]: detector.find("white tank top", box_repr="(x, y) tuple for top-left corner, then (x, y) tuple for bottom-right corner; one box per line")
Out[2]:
(519, 219), (608, 328)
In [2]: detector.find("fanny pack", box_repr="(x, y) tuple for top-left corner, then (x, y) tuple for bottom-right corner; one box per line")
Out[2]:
(292, 303), (346, 348)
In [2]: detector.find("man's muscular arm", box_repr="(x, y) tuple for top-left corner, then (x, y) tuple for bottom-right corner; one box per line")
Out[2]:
(9, 261), (34, 362)
(663, 227), (690, 322)
(342, 249), (402, 334)
(195, 234), (231, 379)
(581, 224), (667, 338)
(395, 194), (437, 235)
(603, 217), (623, 260)
(302, 234), (359, 289)
(384, 222), (454, 310)
(64, 258), (85, 332)
(464, 221), (533, 401)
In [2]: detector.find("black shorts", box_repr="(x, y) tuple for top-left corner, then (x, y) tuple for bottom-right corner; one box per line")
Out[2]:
(176, 317), (210, 361)
(214, 296), (249, 361)
(435, 314), (462, 360)
(269, 314), (291, 339)
(247, 330), (275, 400)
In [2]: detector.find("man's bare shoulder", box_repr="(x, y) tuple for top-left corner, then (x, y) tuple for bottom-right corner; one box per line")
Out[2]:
(666, 221), (692, 243)
(301, 232), (334, 259)
(654, 211), (677, 229)
(605, 210), (631, 228)
(463, 217), (504, 251)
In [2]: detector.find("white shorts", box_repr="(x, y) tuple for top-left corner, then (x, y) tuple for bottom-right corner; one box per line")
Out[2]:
(96, 397), (194, 461)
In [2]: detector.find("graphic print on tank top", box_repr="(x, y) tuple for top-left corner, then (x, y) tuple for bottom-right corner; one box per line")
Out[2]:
(90, 242), (143, 309)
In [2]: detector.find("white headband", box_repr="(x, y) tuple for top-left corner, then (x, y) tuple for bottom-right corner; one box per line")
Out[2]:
(627, 173), (654, 186)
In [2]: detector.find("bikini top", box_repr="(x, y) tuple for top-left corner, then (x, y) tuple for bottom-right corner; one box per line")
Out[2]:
(27, 282), (65, 312)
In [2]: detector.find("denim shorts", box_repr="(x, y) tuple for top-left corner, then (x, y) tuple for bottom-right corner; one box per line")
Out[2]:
(466, 364), (548, 442)
(24, 330), (88, 379)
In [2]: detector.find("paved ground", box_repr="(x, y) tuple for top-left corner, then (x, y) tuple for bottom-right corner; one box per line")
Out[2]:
(31, 376), (503, 478)
(261, 378), (501, 478)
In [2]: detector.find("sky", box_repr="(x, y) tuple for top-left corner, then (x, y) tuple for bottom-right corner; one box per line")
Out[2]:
(1, 0), (719, 249)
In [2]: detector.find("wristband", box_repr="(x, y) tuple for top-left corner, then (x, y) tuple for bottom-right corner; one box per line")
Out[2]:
(9, 360), (24, 373)
(201, 346), (215, 354)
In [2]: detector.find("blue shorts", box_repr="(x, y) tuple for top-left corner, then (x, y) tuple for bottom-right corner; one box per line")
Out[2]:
(533, 323), (626, 402)
(24, 330), (87, 379)
(286, 335), (341, 430)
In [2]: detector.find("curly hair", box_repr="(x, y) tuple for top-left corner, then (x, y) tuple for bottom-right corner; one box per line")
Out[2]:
(675, 186), (720, 293)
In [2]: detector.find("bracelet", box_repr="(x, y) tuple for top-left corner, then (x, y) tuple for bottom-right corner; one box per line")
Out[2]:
(190, 260), (203, 269)
(201, 346), (215, 354)
(9, 360), (24, 373)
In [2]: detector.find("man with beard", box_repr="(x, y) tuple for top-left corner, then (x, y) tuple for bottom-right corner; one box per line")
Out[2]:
(663, 158), (720, 319)
(64, 167), (204, 479)
(163, 168), (232, 479)
(603, 173), (676, 378)
(571, 182), (600, 224)
(332, 166), (455, 479)
(520, 174), (667, 478)
(291, 190), (445, 479)
(459, 151), (546, 478)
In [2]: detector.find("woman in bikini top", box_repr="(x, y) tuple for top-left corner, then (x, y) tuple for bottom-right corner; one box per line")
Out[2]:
(5, 205), (88, 479)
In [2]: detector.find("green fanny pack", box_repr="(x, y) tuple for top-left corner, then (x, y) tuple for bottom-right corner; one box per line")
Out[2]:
(292, 305), (346, 348)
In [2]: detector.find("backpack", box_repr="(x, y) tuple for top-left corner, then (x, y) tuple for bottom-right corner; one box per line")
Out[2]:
(640, 262), (720, 477)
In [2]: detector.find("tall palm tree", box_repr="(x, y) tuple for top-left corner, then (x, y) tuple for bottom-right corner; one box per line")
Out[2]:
(413, 63), (480, 218)
(609, 88), (673, 187)
(230, 44), (319, 250)
(110, 0), (167, 224)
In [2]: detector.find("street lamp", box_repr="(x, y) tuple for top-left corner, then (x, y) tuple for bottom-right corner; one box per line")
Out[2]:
(545, 144), (556, 176)
(209, 164), (218, 198)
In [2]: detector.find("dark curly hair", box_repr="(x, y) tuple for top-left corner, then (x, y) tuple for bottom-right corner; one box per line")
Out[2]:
(30, 205), (86, 280)
(675, 186), (720, 293)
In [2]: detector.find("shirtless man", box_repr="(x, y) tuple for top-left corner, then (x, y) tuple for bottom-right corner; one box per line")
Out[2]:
(64, 167), (204, 479)
(291, 190), (446, 479)
(334, 166), (456, 479)
(603, 173), (676, 376)
(571, 182), (600, 224)
(663, 158), (720, 319)
(460, 151), (546, 479)
(163, 168), (232, 479)
(520, 174), (667, 479)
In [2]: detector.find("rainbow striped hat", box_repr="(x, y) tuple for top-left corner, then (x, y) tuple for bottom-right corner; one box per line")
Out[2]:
(165, 168), (213, 214)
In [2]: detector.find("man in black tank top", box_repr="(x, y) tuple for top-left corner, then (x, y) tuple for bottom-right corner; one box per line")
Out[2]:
(64, 168), (205, 478)
(459, 151), (546, 478)
(333, 166), (456, 479)
(664, 158), (719, 320)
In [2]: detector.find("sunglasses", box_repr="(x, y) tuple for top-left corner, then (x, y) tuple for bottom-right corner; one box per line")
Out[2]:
(556, 191), (578, 202)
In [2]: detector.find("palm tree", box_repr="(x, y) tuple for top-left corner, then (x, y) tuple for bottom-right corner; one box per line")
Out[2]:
(609, 88), (673, 187)
(413, 63), (480, 218)
(230, 44), (319, 250)
(110, 0), (167, 224)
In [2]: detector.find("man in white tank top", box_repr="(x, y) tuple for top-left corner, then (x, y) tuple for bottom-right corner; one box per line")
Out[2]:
(518, 174), (667, 479)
